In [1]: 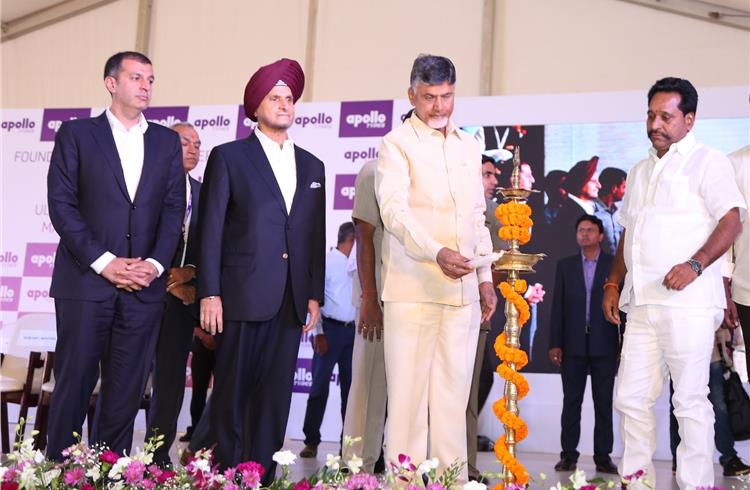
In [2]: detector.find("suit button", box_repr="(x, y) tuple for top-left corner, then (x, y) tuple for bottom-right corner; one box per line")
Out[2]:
(126, 233), (131, 239)
(282, 252), (289, 259)
(131, 205), (136, 210)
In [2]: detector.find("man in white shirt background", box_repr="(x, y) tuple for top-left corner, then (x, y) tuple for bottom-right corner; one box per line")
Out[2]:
(300, 222), (356, 457)
(602, 77), (745, 490)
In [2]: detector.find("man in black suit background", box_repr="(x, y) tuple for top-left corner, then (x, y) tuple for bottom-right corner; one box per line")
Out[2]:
(46, 51), (184, 459)
(146, 122), (203, 466)
(197, 58), (325, 484)
(548, 215), (620, 474)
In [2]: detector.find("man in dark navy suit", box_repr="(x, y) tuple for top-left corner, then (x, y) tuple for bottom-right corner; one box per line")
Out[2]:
(46, 51), (184, 459)
(548, 215), (621, 474)
(146, 122), (203, 466)
(197, 58), (325, 484)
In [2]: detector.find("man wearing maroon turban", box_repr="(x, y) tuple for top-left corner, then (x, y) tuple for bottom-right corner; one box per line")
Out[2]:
(195, 58), (326, 484)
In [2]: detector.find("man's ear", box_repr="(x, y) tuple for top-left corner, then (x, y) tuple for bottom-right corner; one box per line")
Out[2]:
(104, 76), (116, 95)
(685, 112), (696, 130)
(407, 86), (415, 106)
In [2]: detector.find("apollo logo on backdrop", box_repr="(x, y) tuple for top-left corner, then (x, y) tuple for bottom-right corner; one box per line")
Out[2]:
(143, 106), (190, 128)
(344, 147), (378, 163)
(23, 243), (57, 277)
(40, 108), (91, 141)
(293, 357), (313, 393)
(193, 114), (231, 131)
(333, 174), (357, 210)
(1, 117), (36, 134)
(339, 100), (393, 138)
(0, 277), (21, 311)
(235, 105), (254, 140)
(294, 111), (333, 129)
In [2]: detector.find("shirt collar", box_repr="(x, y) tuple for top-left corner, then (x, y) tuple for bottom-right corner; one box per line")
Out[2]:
(568, 194), (595, 214)
(648, 131), (696, 160)
(581, 249), (601, 263)
(105, 108), (148, 134)
(408, 111), (461, 141)
(255, 127), (294, 151)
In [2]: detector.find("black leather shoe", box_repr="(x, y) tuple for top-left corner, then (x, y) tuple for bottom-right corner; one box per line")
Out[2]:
(300, 444), (318, 458)
(595, 459), (618, 475)
(178, 426), (193, 442)
(723, 456), (750, 477)
(554, 458), (577, 471)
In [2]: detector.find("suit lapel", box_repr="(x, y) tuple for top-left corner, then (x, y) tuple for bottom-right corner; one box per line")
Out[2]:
(289, 146), (310, 216)
(245, 133), (288, 216)
(134, 125), (155, 204)
(91, 112), (131, 202)
(573, 254), (585, 289)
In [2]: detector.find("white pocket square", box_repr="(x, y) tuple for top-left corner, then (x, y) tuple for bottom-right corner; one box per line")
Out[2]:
(309, 182), (321, 189)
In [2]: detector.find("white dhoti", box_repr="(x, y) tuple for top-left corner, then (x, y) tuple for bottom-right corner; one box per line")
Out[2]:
(383, 300), (480, 482)
(342, 309), (388, 472)
(614, 304), (720, 490)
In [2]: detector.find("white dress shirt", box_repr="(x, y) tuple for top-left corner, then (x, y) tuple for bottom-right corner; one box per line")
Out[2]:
(90, 109), (164, 277)
(255, 127), (297, 213)
(729, 145), (750, 306)
(314, 247), (357, 335)
(618, 132), (746, 311)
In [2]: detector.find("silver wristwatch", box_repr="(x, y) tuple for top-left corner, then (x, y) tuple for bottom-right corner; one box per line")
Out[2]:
(686, 258), (702, 276)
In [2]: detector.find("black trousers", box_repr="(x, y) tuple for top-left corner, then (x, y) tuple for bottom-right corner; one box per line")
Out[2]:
(47, 293), (162, 460)
(559, 353), (618, 464)
(189, 338), (215, 430)
(208, 284), (301, 486)
(146, 294), (195, 464)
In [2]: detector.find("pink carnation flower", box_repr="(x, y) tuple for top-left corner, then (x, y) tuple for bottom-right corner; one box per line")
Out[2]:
(99, 450), (120, 465)
(294, 480), (312, 490)
(345, 473), (380, 490)
(123, 460), (146, 485)
(63, 466), (85, 486)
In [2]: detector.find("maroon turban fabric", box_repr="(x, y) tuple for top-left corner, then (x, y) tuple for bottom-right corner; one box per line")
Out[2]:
(243, 58), (305, 122)
(564, 156), (599, 195)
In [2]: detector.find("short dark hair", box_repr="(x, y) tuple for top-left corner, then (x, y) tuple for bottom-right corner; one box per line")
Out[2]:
(543, 169), (567, 195)
(598, 167), (626, 196)
(576, 214), (604, 234)
(410, 54), (456, 88)
(647, 77), (698, 115)
(337, 222), (355, 244)
(103, 51), (152, 79)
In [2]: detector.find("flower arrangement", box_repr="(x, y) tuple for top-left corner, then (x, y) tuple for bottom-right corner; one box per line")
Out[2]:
(1, 428), (493, 490)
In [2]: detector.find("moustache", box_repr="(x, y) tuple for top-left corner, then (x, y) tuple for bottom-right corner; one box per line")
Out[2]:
(648, 130), (667, 138)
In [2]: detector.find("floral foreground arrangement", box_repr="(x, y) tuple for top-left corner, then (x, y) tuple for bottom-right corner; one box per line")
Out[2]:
(0, 428), (726, 490)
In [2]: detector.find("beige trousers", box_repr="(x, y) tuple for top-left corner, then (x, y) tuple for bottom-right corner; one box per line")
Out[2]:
(383, 301), (480, 482)
(342, 308), (387, 472)
(614, 304), (721, 490)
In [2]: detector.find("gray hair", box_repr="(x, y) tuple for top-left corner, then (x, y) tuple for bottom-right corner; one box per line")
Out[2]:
(410, 54), (456, 89)
(170, 122), (194, 131)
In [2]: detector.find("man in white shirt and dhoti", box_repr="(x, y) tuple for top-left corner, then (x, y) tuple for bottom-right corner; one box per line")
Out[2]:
(602, 77), (745, 490)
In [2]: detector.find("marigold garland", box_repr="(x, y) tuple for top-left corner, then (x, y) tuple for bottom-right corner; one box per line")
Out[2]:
(495, 283), (532, 487)
(496, 202), (533, 245)
(498, 282), (530, 326)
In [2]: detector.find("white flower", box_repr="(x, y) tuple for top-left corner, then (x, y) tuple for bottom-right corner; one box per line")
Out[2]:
(347, 453), (363, 474)
(192, 458), (212, 473)
(417, 457), (440, 474)
(272, 450), (296, 466)
(0, 467), (7, 480)
(549, 483), (564, 490)
(34, 450), (45, 464)
(87, 465), (101, 481)
(569, 469), (589, 489)
(539, 472), (547, 481)
(462, 481), (488, 490)
(108, 456), (132, 479)
(325, 454), (341, 470)
(343, 435), (362, 447)
(19, 465), (40, 488)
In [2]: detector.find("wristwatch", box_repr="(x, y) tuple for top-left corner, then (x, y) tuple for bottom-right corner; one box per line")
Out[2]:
(686, 258), (703, 276)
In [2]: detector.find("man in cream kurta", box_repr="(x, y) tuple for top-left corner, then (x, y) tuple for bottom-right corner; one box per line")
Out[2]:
(375, 54), (496, 481)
